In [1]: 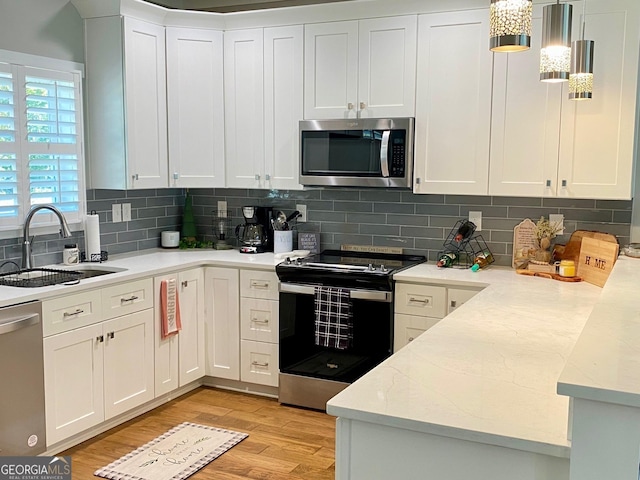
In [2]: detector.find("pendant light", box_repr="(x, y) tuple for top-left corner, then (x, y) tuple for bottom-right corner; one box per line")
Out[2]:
(489, 0), (533, 52)
(569, 2), (595, 100)
(540, 0), (572, 82)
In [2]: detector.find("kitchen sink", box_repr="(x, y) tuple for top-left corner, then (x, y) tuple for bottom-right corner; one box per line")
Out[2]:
(0, 265), (127, 287)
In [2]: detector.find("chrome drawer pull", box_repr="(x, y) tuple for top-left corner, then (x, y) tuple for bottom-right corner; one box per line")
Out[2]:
(63, 308), (84, 317)
(251, 361), (269, 368)
(409, 297), (429, 304)
(120, 295), (139, 303)
(252, 318), (269, 325)
(251, 281), (270, 289)
(96, 335), (104, 343)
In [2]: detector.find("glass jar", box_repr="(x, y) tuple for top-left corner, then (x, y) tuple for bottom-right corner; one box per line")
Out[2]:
(558, 260), (576, 277)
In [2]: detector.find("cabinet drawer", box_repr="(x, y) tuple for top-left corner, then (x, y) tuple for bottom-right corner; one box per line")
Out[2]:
(395, 283), (446, 318)
(240, 340), (279, 387)
(240, 298), (279, 343)
(101, 278), (153, 319)
(393, 313), (440, 353)
(43, 290), (103, 336)
(240, 270), (279, 300)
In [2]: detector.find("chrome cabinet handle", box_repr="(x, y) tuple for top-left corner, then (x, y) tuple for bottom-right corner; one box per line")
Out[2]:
(120, 295), (139, 303)
(252, 318), (269, 325)
(250, 281), (270, 289)
(255, 174), (260, 181)
(408, 337), (414, 342)
(108, 332), (115, 339)
(546, 179), (552, 187)
(380, 130), (390, 178)
(181, 280), (188, 288)
(359, 102), (366, 110)
(450, 300), (458, 308)
(347, 102), (354, 110)
(265, 173), (271, 181)
(63, 309), (84, 318)
(562, 179), (567, 187)
(96, 335), (104, 343)
(408, 297), (429, 304)
(251, 361), (269, 368)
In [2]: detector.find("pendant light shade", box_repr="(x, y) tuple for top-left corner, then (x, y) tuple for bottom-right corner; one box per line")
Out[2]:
(489, 0), (533, 52)
(569, 39), (594, 99)
(540, 1), (573, 82)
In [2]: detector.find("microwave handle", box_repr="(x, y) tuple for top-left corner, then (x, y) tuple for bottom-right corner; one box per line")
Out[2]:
(380, 130), (390, 178)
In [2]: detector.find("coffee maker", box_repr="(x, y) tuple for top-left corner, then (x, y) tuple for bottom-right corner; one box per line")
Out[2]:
(235, 206), (274, 253)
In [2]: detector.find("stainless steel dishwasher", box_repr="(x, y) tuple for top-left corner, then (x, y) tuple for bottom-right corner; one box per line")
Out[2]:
(0, 300), (46, 455)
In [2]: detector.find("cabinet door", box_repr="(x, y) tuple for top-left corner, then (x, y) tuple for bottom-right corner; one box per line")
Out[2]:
(178, 269), (206, 386)
(123, 17), (168, 189)
(489, 5), (562, 197)
(153, 273), (179, 397)
(558, 0), (639, 200)
(103, 309), (155, 420)
(264, 25), (304, 190)
(358, 16), (417, 118)
(304, 21), (359, 119)
(205, 267), (240, 380)
(414, 10), (492, 195)
(224, 29), (265, 188)
(44, 323), (104, 446)
(447, 287), (481, 315)
(167, 27), (225, 188)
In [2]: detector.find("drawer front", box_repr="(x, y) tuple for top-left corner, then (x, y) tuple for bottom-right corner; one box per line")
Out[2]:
(240, 339), (279, 387)
(101, 278), (153, 319)
(240, 270), (279, 300)
(395, 283), (446, 318)
(240, 298), (279, 343)
(43, 290), (103, 336)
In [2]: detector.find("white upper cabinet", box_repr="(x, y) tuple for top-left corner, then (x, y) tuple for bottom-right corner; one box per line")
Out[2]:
(85, 16), (168, 190)
(225, 26), (303, 190)
(413, 10), (493, 195)
(558, 0), (639, 200)
(491, 0), (639, 200)
(304, 16), (417, 119)
(166, 27), (225, 188)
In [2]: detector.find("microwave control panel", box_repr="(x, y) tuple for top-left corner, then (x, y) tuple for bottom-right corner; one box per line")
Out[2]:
(391, 138), (405, 177)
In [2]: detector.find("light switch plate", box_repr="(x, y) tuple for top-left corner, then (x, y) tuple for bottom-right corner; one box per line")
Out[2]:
(469, 211), (482, 231)
(112, 204), (122, 223)
(122, 203), (132, 222)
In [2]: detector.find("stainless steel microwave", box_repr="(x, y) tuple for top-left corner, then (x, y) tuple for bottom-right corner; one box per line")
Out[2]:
(299, 118), (414, 188)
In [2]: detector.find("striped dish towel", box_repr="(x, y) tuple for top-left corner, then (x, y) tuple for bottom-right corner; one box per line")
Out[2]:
(161, 278), (182, 339)
(314, 286), (353, 350)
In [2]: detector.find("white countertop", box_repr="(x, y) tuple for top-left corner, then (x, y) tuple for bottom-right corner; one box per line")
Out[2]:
(558, 256), (640, 407)
(0, 248), (282, 307)
(326, 263), (605, 458)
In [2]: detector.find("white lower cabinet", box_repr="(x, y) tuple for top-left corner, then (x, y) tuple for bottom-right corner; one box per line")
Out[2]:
(154, 268), (205, 397)
(205, 267), (240, 380)
(43, 307), (154, 445)
(43, 279), (154, 447)
(394, 282), (482, 352)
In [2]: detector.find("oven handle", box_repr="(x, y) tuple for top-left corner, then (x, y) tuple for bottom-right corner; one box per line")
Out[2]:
(280, 283), (392, 303)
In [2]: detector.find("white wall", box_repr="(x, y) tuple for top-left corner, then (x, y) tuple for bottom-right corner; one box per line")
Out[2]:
(0, 0), (84, 63)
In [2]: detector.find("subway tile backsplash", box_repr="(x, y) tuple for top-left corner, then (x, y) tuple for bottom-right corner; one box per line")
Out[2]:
(2, 188), (632, 268)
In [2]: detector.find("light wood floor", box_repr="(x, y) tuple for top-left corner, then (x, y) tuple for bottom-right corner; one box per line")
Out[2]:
(62, 387), (336, 480)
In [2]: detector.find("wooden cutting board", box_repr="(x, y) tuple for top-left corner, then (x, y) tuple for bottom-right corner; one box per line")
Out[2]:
(577, 237), (619, 287)
(553, 230), (618, 264)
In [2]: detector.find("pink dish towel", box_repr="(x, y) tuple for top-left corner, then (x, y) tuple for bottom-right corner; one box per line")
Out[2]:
(161, 279), (182, 339)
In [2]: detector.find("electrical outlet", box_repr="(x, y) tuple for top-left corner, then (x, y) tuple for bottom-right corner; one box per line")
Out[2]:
(296, 204), (307, 223)
(122, 203), (132, 222)
(549, 213), (564, 235)
(468, 211), (482, 231)
(112, 204), (122, 223)
(217, 200), (228, 217)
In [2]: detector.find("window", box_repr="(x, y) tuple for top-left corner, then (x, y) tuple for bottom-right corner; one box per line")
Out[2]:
(0, 56), (85, 233)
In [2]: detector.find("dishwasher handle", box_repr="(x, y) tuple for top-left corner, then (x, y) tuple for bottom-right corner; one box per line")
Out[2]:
(0, 313), (40, 335)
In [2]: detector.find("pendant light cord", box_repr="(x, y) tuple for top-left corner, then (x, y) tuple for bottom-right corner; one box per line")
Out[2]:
(581, 0), (587, 40)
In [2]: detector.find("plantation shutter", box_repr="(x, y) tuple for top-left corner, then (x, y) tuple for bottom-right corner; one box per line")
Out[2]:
(0, 63), (21, 226)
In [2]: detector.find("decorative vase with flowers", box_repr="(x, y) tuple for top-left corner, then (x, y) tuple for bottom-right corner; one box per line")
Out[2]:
(533, 216), (563, 263)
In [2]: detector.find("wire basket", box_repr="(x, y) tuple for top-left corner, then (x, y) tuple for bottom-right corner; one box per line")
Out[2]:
(436, 220), (494, 269)
(0, 268), (81, 288)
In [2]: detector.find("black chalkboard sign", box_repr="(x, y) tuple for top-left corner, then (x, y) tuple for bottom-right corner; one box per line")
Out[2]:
(298, 232), (320, 254)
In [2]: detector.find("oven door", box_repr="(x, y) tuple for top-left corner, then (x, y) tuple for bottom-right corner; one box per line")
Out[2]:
(279, 283), (393, 384)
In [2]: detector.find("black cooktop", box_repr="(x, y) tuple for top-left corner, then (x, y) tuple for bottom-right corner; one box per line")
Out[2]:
(275, 249), (426, 290)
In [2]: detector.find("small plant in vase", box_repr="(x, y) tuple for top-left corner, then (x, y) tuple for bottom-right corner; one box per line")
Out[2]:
(533, 216), (563, 263)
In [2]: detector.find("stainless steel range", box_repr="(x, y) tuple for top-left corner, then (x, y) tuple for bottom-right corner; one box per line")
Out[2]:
(276, 249), (426, 410)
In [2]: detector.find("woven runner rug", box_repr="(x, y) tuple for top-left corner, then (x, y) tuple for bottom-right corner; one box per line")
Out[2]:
(94, 422), (248, 480)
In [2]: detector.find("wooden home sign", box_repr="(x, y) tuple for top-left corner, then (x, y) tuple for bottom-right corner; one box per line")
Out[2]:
(577, 237), (619, 287)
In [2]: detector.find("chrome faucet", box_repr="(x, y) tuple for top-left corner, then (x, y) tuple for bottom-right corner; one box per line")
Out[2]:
(21, 204), (72, 269)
